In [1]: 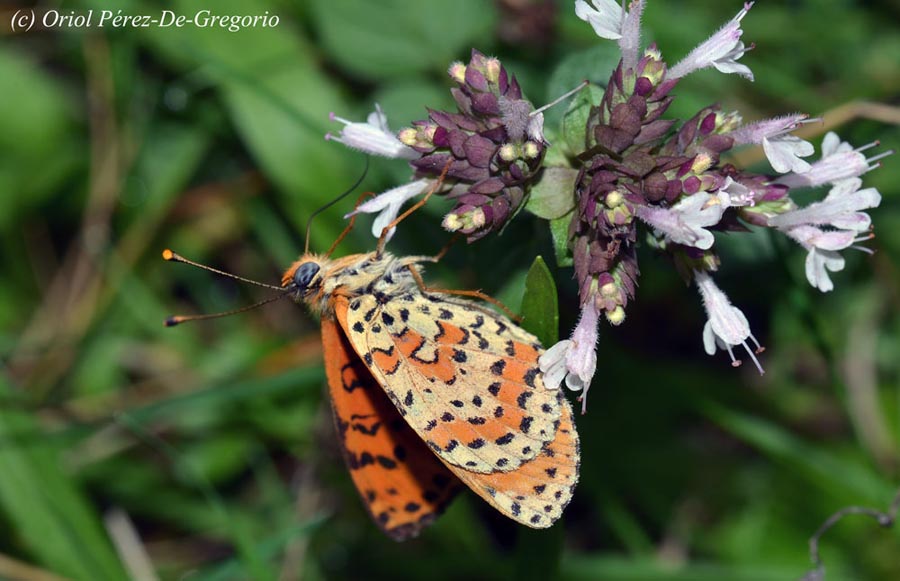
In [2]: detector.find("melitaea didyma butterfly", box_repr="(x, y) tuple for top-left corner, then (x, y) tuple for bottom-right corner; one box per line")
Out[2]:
(279, 248), (580, 539)
(164, 191), (580, 539)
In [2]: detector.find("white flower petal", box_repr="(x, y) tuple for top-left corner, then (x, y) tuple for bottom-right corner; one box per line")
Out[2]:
(805, 248), (845, 292)
(763, 135), (814, 174)
(539, 340), (573, 390)
(702, 320), (716, 355)
(575, 0), (625, 40)
(345, 179), (432, 240)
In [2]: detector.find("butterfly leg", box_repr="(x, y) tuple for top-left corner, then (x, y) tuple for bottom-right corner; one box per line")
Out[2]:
(405, 265), (523, 323)
(325, 192), (376, 258)
(375, 159), (453, 257)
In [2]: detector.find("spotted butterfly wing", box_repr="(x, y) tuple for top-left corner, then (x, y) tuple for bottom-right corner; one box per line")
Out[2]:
(322, 317), (460, 540)
(285, 251), (579, 534)
(335, 289), (579, 528)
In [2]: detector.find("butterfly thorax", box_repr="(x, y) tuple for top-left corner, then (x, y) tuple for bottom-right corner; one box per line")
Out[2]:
(282, 251), (419, 317)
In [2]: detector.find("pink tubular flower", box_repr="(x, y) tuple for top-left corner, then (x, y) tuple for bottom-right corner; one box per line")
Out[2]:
(694, 271), (764, 373)
(539, 300), (600, 414)
(669, 2), (755, 80)
(634, 191), (729, 250)
(769, 178), (881, 292)
(729, 114), (816, 173)
(775, 132), (891, 189)
(326, 104), (419, 160)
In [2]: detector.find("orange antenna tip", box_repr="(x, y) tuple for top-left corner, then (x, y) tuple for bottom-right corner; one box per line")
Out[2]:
(164, 316), (183, 327)
(162, 249), (175, 261)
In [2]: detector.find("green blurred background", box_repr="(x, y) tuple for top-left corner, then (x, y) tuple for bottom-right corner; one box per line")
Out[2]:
(2, 0), (899, 579)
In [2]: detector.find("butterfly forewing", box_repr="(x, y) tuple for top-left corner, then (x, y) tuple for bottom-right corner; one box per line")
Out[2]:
(449, 388), (579, 527)
(338, 293), (563, 475)
(321, 316), (460, 540)
(289, 251), (580, 535)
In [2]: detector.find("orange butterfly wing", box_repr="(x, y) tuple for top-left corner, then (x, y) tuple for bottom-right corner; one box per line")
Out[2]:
(334, 293), (579, 528)
(321, 316), (460, 540)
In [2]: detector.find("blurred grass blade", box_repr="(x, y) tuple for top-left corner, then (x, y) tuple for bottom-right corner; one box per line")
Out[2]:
(114, 412), (277, 581)
(702, 403), (896, 503)
(0, 377), (129, 580)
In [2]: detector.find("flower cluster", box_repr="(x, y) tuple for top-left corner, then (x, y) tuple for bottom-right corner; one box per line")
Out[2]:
(325, 0), (889, 413)
(538, 0), (888, 412)
(328, 51), (546, 242)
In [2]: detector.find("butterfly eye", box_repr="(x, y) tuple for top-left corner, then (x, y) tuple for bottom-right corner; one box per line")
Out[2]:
(293, 262), (320, 290)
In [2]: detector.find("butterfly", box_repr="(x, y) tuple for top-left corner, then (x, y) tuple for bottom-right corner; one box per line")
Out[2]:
(279, 249), (580, 540)
(164, 170), (580, 539)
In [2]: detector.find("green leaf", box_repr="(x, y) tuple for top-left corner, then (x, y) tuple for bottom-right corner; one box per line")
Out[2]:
(561, 84), (605, 158)
(0, 378), (129, 580)
(549, 212), (575, 267)
(0, 48), (81, 229)
(527, 167), (579, 220)
(312, 0), (496, 80)
(520, 256), (559, 346)
(545, 44), (618, 127)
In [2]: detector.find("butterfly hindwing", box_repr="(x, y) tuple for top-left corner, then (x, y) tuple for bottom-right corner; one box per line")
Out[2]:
(321, 316), (460, 540)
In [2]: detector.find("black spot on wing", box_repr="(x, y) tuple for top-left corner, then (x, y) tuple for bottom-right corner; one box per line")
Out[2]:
(520, 416), (533, 434)
(517, 391), (533, 409)
(467, 438), (485, 449)
(351, 421), (381, 436)
(376, 455), (397, 469)
(472, 330), (489, 349)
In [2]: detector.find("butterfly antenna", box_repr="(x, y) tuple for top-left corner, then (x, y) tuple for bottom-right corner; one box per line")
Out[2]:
(162, 249), (284, 290)
(164, 293), (288, 327)
(304, 156), (370, 254)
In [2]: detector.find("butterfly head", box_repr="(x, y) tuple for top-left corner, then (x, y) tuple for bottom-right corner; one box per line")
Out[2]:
(282, 256), (324, 301)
